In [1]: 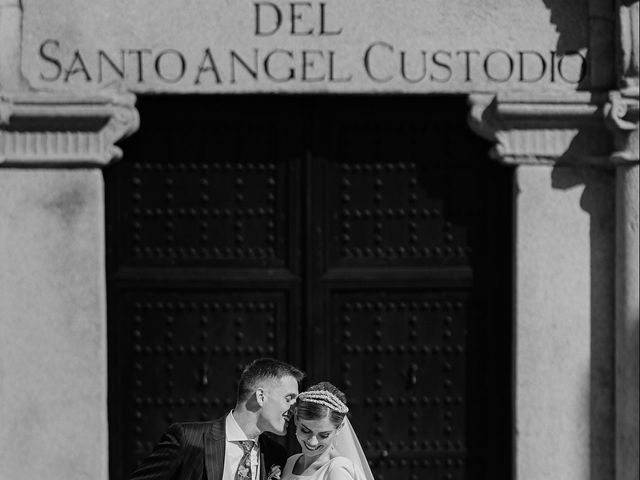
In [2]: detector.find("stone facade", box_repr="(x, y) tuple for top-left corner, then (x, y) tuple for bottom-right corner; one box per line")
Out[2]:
(0, 1), (637, 479)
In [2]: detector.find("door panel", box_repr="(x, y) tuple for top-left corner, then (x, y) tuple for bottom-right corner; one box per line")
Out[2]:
(329, 290), (468, 436)
(320, 117), (470, 270)
(109, 96), (302, 271)
(106, 95), (511, 479)
(117, 289), (291, 460)
(307, 98), (498, 480)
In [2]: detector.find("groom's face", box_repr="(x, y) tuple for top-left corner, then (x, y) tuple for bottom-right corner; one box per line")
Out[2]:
(257, 375), (299, 436)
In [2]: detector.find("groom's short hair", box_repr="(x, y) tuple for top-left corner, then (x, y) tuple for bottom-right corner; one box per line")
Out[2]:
(237, 358), (304, 402)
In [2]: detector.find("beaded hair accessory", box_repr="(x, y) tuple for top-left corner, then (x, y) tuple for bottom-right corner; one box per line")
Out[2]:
(298, 390), (349, 414)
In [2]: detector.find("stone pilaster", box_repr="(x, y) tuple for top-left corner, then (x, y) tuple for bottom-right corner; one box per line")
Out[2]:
(0, 91), (138, 480)
(607, 3), (640, 479)
(468, 92), (616, 480)
(1, 1), (142, 477)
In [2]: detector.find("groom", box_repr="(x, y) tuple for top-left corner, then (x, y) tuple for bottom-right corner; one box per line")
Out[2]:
(130, 358), (304, 480)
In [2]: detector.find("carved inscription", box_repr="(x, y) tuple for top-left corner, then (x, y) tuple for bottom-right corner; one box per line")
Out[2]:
(35, 1), (587, 88)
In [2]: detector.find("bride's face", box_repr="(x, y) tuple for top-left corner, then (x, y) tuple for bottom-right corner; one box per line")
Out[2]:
(295, 415), (339, 460)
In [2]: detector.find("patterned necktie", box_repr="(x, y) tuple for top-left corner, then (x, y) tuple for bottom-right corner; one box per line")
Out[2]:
(235, 440), (254, 480)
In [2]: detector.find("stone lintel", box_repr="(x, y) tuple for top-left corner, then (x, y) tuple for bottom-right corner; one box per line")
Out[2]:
(0, 91), (139, 167)
(468, 92), (613, 166)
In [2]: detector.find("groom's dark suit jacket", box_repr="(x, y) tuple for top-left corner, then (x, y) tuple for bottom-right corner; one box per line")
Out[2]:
(129, 416), (287, 480)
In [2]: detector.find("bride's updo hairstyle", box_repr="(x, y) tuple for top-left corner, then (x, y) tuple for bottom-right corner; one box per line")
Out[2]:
(296, 382), (348, 428)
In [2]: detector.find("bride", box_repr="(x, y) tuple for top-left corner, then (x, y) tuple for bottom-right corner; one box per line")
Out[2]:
(281, 382), (375, 480)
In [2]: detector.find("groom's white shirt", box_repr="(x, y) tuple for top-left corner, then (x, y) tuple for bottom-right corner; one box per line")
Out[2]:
(223, 410), (260, 480)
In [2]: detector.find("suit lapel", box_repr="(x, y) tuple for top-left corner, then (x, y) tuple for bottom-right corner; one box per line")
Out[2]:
(204, 417), (226, 480)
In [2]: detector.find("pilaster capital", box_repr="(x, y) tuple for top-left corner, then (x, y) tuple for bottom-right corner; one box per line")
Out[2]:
(467, 92), (611, 167)
(0, 90), (139, 167)
(604, 88), (640, 164)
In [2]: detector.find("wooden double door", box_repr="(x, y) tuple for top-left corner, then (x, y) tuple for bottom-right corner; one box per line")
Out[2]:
(106, 95), (512, 479)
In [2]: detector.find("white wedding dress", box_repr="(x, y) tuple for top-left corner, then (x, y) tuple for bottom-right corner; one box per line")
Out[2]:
(281, 454), (369, 480)
(281, 417), (375, 480)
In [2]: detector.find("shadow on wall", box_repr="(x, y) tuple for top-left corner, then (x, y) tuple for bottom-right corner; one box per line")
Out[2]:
(541, 0), (592, 90)
(550, 159), (615, 480)
(545, 0), (617, 466)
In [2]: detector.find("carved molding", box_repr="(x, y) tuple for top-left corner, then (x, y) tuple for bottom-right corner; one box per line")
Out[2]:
(0, 0), (30, 91)
(617, 0), (639, 91)
(0, 91), (139, 166)
(467, 92), (612, 166)
(604, 89), (640, 163)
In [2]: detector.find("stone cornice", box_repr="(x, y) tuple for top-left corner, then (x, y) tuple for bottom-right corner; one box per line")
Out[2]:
(467, 92), (613, 166)
(0, 91), (139, 167)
